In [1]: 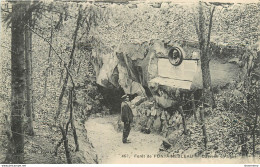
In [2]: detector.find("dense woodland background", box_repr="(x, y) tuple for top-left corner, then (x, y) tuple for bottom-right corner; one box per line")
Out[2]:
(0, 0), (259, 164)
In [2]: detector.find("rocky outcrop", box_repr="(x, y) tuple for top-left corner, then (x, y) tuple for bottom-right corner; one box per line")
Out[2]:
(95, 40), (170, 97)
(96, 53), (119, 88)
(96, 39), (244, 108)
(96, 51), (147, 96)
(130, 95), (183, 137)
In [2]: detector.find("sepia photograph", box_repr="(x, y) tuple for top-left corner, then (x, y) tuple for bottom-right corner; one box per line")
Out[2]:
(0, 0), (259, 165)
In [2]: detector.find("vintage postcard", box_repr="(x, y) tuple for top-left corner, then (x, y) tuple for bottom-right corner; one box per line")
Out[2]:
(0, 0), (259, 165)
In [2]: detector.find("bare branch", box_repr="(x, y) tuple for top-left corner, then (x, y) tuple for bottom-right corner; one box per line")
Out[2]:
(56, 6), (82, 120)
(193, 16), (200, 43)
(44, 14), (54, 97)
(206, 6), (216, 53)
(23, 23), (65, 64)
(64, 64), (75, 89)
(198, 2), (206, 48)
(24, 23), (58, 57)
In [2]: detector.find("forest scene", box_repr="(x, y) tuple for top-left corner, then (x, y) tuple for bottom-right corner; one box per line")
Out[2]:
(0, 0), (259, 164)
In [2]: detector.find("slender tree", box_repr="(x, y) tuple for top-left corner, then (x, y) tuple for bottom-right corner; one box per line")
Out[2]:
(56, 6), (82, 120)
(194, 2), (216, 107)
(10, 2), (26, 163)
(25, 1), (34, 136)
(44, 14), (54, 97)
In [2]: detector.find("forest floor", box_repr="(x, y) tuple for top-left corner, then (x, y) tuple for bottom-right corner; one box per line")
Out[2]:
(0, 98), (98, 164)
(85, 115), (164, 164)
(85, 112), (260, 164)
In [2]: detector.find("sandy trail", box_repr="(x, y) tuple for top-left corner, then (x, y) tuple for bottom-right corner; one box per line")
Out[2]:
(85, 115), (164, 164)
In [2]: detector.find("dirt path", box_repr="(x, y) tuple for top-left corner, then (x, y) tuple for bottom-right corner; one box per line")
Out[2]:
(85, 115), (164, 164)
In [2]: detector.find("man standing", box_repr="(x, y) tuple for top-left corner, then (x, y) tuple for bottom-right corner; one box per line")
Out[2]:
(121, 94), (133, 143)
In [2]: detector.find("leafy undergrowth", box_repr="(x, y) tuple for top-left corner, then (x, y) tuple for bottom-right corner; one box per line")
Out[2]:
(23, 117), (97, 164)
(159, 91), (260, 162)
(0, 95), (98, 164)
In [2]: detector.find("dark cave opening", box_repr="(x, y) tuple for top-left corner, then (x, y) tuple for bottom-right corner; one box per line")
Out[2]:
(97, 85), (125, 114)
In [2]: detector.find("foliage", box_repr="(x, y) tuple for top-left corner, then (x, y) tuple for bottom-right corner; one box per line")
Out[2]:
(0, 1), (259, 163)
(1, 1), (107, 163)
(215, 46), (259, 156)
(94, 2), (259, 52)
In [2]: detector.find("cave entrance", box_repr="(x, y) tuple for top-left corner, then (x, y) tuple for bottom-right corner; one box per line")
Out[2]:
(97, 85), (125, 114)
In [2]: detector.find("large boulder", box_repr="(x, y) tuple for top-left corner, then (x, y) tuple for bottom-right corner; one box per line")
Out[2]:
(129, 81), (147, 96)
(116, 52), (147, 96)
(96, 51), (147, 96)
(97, 39), (245, 111)
(96, 40), (171, 99)
(96, 53), (119, 88)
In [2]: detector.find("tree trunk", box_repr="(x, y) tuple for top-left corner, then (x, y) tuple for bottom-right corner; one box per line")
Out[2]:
(194, 2), (215, 107)
(25, 2), (34, 136)
(59, 125), (72, 164)
(199, 106), (208, 149)
(241, 132), (248, 157)
(4, 115), (15, 163)
(69, 89), (79, 151)
(54, 138), (63, 156)
(191, 93), (198, 122)
(252, 107), (258, 157)
(179, 106), (187, 135)
(200, 52), (214, 107)
(10, 2), (26, 163)
(44, 15), (54, 97)
(30, 12), (35, 120)
(56, 8), (82, 120)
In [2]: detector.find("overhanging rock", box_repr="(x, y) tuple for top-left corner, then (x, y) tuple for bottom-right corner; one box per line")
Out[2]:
(96, 51), (147, 97)
(96, 53), (119, 88)
(96, 39), (243, 108)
